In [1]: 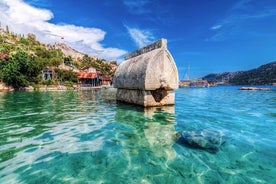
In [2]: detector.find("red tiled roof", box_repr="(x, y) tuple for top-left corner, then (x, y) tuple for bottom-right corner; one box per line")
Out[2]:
(77, 72), (97, 79)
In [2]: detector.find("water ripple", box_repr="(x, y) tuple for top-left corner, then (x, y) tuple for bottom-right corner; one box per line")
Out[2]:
(0, 87), (275, 183)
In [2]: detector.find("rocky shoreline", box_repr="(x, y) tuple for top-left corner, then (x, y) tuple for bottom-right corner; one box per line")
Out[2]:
(0, 83), (103, 92)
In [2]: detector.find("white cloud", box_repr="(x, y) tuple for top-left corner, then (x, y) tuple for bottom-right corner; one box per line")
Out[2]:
(123, 0), (151, 15)
(208, 0), (276, 41)
(126, 26), (154, 48)
(211, 25), (222, 30)
(0, 0), (127, 60)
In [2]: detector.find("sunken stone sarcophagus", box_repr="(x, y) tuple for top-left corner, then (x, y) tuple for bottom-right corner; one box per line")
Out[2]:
(114, 38), (179, 107)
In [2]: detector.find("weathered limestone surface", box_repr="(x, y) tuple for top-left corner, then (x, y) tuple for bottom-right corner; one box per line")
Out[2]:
(114, 38), (178, 107)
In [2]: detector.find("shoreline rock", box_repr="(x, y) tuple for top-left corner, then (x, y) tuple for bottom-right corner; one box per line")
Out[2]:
(0, 84), (105, 92)
(239, 87), (272, 91)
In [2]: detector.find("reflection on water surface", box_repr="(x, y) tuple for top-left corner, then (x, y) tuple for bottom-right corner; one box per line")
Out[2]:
(0, 87), (275, 183)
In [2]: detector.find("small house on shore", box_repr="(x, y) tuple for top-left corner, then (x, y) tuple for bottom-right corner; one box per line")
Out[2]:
(77, 72), (98, 87)
(76, 66), (112, 87)
(77, 67), (98, 87)
(42, 67), (56, 80)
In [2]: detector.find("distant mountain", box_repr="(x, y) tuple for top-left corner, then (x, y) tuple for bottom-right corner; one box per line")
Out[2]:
(203, 61), (276, 85)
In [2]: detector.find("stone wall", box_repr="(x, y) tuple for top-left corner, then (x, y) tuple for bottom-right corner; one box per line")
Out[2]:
(116, 88), (175, 107)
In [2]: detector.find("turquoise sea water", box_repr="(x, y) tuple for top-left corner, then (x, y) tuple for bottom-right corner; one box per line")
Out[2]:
(0, 86), (275, 184)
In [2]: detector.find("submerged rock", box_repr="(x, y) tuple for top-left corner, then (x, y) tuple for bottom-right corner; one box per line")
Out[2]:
(178, 130), (225, 153)
(239, 87), (271, 91)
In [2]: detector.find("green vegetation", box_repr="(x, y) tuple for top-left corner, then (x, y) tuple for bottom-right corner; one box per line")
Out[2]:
(55, 68), (78, 84)
(80, 54), (117, 76)
(0, 50), (44, 89)
(0, 27), (117, 89)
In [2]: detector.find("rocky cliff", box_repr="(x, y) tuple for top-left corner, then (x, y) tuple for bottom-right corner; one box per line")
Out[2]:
(53, 43), (98, 61)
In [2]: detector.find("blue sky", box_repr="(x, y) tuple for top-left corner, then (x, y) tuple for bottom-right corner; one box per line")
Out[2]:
(1, 0), (276, 79)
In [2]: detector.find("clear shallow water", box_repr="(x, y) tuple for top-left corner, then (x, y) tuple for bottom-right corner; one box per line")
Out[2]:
(0, 86), (275, 184)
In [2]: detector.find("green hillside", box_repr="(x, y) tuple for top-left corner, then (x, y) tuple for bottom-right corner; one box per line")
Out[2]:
(0, 27), (117, 89)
